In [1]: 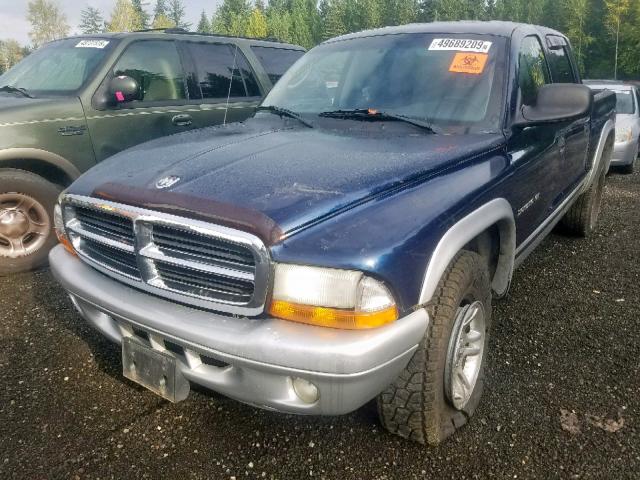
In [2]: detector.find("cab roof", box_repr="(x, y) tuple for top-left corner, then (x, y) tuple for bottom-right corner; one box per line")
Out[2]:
(326, 21), (566, 43)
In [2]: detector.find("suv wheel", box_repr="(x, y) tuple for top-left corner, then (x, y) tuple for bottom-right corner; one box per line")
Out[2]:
(377, 250), (492, 445)
(0, 168), (62, 276)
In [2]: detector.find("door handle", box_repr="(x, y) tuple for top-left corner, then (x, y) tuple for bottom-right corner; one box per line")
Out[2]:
(172, 114), (192, 127)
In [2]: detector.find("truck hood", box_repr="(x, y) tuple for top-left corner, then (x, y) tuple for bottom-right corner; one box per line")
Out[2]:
(71, 116), (505, 239)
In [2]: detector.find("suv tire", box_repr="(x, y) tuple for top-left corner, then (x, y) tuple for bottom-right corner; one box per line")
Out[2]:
(0, 168), (62, 276)
(377, 250), (492, 445)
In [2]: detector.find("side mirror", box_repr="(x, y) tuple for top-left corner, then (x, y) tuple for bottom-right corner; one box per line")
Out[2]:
(108, 75), (139, 103)
(514, 84), (592, 128)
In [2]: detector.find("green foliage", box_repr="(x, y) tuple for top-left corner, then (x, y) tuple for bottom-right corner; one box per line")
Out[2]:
(246, 8), (268, 38)
(26, 0), (70, 48)
(108, 0), (142, 32)
(131, 0), (150, 29)
(0, 40), (25, 74)
(79, 6), (105, 34)
(168, 0), (191, 29)
(197, 10), (211, 33)
(10, 0), (640, 80)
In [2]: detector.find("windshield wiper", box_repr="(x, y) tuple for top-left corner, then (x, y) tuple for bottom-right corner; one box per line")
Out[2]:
(0, 85), (34, 98)
(257, 105), (314, 128)
(319, 109), (436, 133)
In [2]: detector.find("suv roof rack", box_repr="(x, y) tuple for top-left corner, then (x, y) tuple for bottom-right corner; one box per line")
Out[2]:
(132, 27), (296, 45)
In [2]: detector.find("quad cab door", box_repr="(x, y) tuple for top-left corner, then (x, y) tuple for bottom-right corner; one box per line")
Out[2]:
(507, 35), (567, 245)
(86, 39), (197, 162)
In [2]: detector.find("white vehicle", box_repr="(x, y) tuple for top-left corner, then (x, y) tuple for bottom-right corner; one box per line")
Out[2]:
(585, 80), (640, 173)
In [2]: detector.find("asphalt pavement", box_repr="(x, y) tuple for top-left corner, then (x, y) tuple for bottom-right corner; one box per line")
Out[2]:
(1, 170), (639, 480)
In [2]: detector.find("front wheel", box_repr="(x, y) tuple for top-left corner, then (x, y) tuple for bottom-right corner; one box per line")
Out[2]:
(377, 250), (492, 445)
(0, 168), (62, 276)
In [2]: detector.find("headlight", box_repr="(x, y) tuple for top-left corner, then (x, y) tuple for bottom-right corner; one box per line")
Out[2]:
(54, 200), (76, 256)
(269, 264), (398, 329)
(615, 127), (633, 143)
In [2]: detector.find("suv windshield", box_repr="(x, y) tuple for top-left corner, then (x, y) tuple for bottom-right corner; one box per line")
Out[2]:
(262, 33), (506, 133)
(0, 38), (116, 96)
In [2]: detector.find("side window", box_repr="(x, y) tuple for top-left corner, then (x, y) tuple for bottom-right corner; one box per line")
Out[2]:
(546, 45), (577, 83)
(251, 46), (305, 84)
(518, 36), (551, 106)
(112, 41), (186, 103)
(185, 42), (261, 100)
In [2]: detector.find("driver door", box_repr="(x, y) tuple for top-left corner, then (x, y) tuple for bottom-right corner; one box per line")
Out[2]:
(86, 40), (196, 162)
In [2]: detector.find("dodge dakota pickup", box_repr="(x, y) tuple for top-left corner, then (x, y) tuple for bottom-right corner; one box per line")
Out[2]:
(50, 22), (615, 445)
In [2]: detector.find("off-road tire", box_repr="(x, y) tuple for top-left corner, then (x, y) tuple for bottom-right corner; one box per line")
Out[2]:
(560, 169), (606, 237)
(377, 250), (492, 445)
(0, 168), (62, 276)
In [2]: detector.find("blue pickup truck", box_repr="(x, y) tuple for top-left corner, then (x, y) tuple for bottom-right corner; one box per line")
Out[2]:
(50, 22), (615, 445)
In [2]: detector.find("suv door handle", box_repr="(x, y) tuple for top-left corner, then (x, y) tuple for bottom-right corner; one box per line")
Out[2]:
(172, 114), (192, 127)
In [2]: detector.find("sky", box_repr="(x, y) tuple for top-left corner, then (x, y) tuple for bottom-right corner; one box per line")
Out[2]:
(0, 0), (224, 46)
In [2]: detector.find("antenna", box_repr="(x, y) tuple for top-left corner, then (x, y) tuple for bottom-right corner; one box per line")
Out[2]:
(223, 45), (239, 126)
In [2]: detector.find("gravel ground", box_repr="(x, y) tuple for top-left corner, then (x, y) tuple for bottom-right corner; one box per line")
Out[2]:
(1, 170), (639, 480)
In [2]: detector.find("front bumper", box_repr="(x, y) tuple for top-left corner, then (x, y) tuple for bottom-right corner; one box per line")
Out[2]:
(611, 139), (638, 166)
(49, 246), (428, 415)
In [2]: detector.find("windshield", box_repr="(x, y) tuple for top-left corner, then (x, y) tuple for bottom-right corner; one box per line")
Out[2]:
(614, 90), (635, 114)
(262, 33), (507, 133)
(0, 38), (116, 96)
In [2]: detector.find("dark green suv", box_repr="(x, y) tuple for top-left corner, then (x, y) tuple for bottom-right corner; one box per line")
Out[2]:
(0, 29), (304, 274)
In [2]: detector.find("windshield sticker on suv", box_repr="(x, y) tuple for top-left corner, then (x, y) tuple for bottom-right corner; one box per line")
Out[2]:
(449, 53), (489, 75)
(76, 40), (110, 49)
(429, 38), (492, 53)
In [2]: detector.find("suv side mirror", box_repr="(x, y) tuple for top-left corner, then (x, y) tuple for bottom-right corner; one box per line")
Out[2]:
(108, 75), (140, 103)
(514, 84), (592, 128)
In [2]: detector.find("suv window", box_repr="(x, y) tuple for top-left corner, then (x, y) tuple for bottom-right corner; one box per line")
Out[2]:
(185, 43), (261, 100)
(113, 41), (186, 103)
(547, 45), (576, 83)
(251, 46), (304, 84)
(518, 36), (550, 106)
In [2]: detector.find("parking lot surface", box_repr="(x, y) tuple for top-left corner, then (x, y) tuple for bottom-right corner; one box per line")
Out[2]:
(1, 171), (639, 480)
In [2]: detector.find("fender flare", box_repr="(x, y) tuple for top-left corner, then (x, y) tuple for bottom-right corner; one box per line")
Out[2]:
(582, 119), (615, 192)
(418, 198), (516, 305)
(0, 147), (82, 181)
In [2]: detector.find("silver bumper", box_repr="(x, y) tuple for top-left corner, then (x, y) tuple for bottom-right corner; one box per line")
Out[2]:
(611, 139), (638, 166)
(49, 246), (428, 415)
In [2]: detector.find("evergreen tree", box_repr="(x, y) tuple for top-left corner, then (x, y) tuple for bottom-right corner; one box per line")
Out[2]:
(246, 8), (268, 38)
(197, 10), (211, 33)
(321, 0), (348, 40)
(154, 0), (167, 19)
(267, 8), (293, 43)
(152, 14), (175, 29)
(108, 0), (143, 32)
(168, 0), (191, 29)
(79, 6), (105, 34)
(604, 0), (631, 79)
(132, 0), (150, 29)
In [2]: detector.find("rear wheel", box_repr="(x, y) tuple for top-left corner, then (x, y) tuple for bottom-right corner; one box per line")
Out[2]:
(560, 169), (606, 237)
(377, 251), (492, 445)
(0, 168), (62, 276)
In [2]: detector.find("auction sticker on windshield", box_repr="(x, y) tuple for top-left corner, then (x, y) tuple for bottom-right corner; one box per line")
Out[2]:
(449, 53), (489, 75)
(76, 40), (110, 49)
(429, 38), (492, 53)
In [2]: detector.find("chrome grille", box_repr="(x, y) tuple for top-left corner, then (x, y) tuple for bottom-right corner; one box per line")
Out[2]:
(62, 195), (270, 316)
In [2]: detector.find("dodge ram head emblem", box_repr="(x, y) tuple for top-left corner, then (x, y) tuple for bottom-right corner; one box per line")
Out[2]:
(155, 176), (180, 189)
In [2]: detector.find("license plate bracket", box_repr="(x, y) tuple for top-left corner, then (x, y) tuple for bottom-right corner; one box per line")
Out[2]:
(122, 337), (190, 403)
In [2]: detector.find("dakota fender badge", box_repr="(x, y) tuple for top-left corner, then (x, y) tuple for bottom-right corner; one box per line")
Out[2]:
(155, 176), (181, 189)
